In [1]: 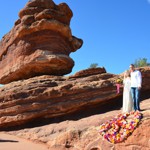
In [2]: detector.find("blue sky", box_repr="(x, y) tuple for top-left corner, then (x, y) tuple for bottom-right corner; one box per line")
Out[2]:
(0, 0), (150, 75)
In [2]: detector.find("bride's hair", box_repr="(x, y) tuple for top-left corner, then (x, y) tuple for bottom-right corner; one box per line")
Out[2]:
(124, 70), (130, 78)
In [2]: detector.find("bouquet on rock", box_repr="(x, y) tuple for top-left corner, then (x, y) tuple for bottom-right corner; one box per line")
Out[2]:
(115, 78), (123, 94)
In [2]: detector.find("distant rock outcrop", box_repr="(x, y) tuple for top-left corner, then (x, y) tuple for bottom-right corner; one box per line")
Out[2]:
(0, 0), (83, 84)
(69, 67), (106, 78)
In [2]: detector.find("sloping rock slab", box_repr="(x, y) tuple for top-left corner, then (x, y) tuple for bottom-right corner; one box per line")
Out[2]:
(0, 67), (149, 129)
(0, 72), (117, 129)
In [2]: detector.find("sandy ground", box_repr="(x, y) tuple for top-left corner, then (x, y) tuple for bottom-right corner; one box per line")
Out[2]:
(0, 132), (49, 150)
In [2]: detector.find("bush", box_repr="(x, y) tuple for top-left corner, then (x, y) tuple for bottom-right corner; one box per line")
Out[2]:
(134, 58), (150, 67)
(89, 63), (99, 68)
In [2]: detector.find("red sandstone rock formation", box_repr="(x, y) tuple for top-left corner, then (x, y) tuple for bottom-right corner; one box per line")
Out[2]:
(0, 68), (117, 129)
(0, 1), (149, 149)
(139, 66), (150, 91)
(0, 67), (149, 129)
(0, 0), (83, 84)
(69, 67), (106, 78)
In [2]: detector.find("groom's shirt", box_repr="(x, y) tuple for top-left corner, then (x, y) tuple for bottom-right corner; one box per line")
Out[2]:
(130, 70), (142, 88)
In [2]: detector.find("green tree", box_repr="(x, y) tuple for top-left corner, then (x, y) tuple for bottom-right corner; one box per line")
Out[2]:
(89, 63), (99, 68)
(134, 58), (150, 67)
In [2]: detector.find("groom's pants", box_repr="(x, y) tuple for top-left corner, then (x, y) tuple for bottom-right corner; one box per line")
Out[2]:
(131, 87), (140, 111)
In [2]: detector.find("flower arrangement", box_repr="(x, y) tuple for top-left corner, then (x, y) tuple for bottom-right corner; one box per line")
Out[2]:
(97, 111), (142, 143)
(115, 78), (123, 84)
(115, 77), (123, 94)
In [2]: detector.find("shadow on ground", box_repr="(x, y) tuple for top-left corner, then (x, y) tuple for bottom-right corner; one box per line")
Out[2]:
(0, 139), (18, 142)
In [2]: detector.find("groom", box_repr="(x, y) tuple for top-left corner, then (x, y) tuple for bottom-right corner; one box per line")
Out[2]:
(129, 64), (142, 111)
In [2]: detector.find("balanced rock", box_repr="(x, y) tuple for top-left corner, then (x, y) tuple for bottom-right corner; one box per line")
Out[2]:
(0, 0), (83, 84)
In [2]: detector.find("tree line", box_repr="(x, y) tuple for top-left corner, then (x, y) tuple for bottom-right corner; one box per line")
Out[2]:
(89, 58), (150, 68)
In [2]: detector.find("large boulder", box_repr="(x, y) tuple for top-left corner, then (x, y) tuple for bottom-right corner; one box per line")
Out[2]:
(0, 0), (83, 84)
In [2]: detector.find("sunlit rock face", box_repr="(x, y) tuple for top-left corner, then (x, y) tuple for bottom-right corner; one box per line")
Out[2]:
(0, 69), (117, 129)
(0, 0), (83, 84)
(0, 67), (149, 130)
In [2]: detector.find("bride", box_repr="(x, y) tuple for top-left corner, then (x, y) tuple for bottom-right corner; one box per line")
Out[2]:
(122, 70), (133, 113)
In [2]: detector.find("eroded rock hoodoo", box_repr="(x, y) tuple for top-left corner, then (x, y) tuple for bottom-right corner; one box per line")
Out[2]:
(0, 0), (83, 84)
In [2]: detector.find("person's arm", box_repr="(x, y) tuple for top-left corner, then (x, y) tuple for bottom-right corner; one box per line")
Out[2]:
(137, 71), (142, 89)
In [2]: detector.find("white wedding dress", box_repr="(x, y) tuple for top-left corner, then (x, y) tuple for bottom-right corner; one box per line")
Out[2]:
(122, 77), (133, 113)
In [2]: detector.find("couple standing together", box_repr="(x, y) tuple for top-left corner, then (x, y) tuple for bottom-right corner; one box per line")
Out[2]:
(122, 64), (142, 113)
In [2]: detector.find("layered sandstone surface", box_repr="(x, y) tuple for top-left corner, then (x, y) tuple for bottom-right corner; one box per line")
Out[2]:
(6, 98), (150, 150)
(0, 67), (149, 130)
(0, 67), (116, 129)
(0, 0), (83, 84)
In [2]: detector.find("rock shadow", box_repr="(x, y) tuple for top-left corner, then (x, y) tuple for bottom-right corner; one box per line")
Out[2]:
(0, 139), (18, 142)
